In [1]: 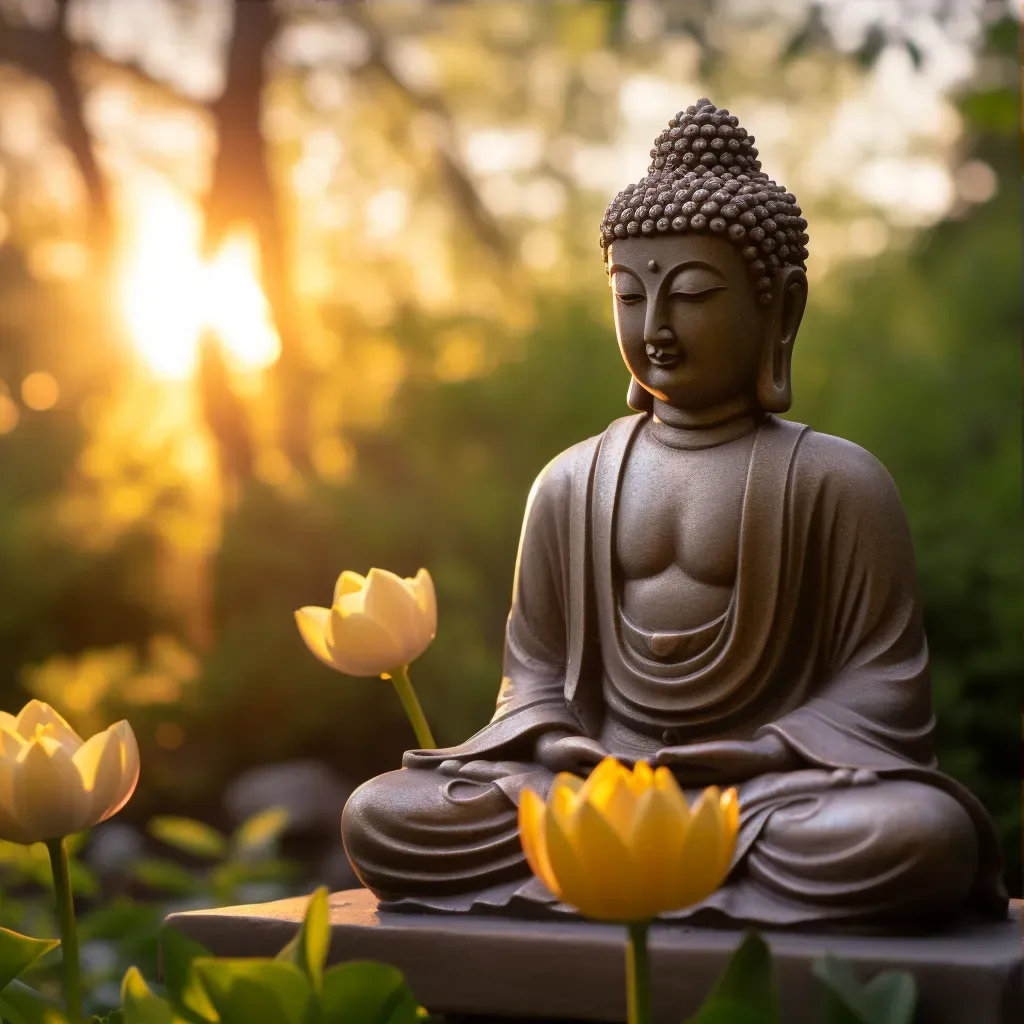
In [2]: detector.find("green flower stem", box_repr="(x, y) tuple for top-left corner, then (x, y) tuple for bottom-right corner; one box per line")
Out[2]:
(45, 837), (82, 1024)
(386, 664), (437, 749)
(626, 920), (652, 1024)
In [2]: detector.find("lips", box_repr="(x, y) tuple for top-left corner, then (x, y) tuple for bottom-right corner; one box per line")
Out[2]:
(645, 342), (683, 368)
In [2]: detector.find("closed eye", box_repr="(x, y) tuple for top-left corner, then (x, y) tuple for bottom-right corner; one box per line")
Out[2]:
(671, 284), (727, 302)
(616, 292), (645, 305)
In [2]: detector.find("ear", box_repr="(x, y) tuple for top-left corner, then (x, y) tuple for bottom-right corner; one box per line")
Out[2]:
(757, 265), (807, 414)
(627, 376), (654, 413)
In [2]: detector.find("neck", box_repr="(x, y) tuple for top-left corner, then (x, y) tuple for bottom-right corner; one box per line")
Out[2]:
(649, 396), (762, 450)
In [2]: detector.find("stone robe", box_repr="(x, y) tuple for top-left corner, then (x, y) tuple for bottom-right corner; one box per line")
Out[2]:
(343, 414), (1007, 927)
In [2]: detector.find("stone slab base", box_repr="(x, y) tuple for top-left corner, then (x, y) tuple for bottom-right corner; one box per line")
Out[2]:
(164, 889), (1022, 1024)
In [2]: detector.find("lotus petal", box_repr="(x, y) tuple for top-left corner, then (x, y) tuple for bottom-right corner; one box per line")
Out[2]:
(408, 569), (437, 639)
(0, 758), (32, 844)
(631, 784), (689, 911)
(294, 607), (335, 668)
(518, 789), (559, 898)
(671, 787), (730, 908)
(13, 737), (90, 842)
(544, 805), (593, 913)
(15, 701), (83, 752)
(328, 608), (404, 676)
(333, 570), (366, 608)
(573, 799), (643, 920)
(74, 721), (139, 823)
(362, 569), (426, 658)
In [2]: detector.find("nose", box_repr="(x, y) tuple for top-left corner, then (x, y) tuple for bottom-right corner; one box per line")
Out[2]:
(645, 325), (675, 347)
(643, 297), (675, 349)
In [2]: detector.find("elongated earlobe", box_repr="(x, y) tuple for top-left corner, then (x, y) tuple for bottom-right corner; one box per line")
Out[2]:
(757, 267), (807, 414)
(756, 335), (793, 413)
(627, 377), (654, 413)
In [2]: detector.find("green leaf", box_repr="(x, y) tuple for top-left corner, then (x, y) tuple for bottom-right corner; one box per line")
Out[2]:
(231, 808), (289, 858)
(133, 859), (205, 896)
(855, 24), (886, 69)
(160, 927), (218, 1024)
(320, 961), (421, 1024)
(276, 888), (329, 992)
(89, 1014), (126, 1024)
(781, 4), (828, 62)
(904, 39), (923, 70)
(685, 932), (778, 1024)
(149, 819), (228, 861)
(961, 89), (1018, 136)
(121, 967), (180, 1024)
(192, 959), (312, 1024)
(208, 859), (300, 900)
(64, 832), (90, 858)
(0, 925), (59, 991)
(814, 956), (917, 1024)
(68, 859), (100, 899)
(80, 901), (162, 942)
(0, 979), (70, 1024)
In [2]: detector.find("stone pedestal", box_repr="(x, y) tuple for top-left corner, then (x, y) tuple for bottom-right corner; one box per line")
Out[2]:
(164, 889), (1022, 1024)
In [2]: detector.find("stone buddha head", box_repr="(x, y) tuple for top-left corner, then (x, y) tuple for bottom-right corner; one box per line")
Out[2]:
(600, 98), (809, 418)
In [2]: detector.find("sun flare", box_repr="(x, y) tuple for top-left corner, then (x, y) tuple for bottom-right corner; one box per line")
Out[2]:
(118, 181), (281, 380)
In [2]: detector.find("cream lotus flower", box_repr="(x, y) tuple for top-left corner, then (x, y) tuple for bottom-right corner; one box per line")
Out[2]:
(519, 756), (738, 923)
(295, 567), (437, 677)
(0, 700), (140, 845)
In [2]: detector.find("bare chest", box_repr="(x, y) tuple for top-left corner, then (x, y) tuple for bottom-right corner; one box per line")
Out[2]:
(615, 431), (752, 629)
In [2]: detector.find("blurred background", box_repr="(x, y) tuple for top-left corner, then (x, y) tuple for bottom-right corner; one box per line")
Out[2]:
(0, 0), (1019, 952)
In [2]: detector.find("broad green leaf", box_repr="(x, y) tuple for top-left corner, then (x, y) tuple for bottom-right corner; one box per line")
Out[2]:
(160, 927), (218, 1024)
(149, 818), (228, 861)
(68, 858), (100, 898)
(80, 901), (162, 942)
(0, 926), (59, 991)
(685, 932), (779, 1024)
(121, 966), (180, 1024)
(133, 859), (205, 896)
(320, 961), (421, 1024)
(858, 973), (916, 1024)
(231, 808), (289, 858)
(193, 959), (312, 1024)
(814, 956), (917, 1024)
(5, 840), (97, 894)
(208, 859), (300, 900)
(276, 888), (329, 992)
(64, 832), (89, 858)
(0, 979), (70, 1024)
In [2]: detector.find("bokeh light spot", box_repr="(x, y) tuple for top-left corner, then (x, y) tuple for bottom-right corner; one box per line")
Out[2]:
(155, 721), (184, 750)
(0, 393), (19, 434)
(312, 436), (354, 482)
(955, 160), (998, 205)
(21, 371), (60, 411)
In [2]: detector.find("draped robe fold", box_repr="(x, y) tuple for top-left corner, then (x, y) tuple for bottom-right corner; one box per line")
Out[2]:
(344, 413), (1007, 925)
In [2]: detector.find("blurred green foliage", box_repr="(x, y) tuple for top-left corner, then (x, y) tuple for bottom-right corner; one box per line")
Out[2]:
(0, 811), (303, 1018)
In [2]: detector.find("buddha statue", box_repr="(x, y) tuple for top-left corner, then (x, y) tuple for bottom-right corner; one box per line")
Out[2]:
(342, 99), (1007, 929)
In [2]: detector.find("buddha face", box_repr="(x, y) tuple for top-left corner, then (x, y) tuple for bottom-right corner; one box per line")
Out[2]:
(609, 233), (776, 413)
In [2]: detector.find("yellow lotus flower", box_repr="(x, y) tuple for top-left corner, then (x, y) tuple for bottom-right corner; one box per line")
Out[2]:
(519, 756), (738, 922)
(0, 700), (140, 845)
(295, 567), (436, 677)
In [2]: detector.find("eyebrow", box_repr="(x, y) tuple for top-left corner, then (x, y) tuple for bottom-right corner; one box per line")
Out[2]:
(609, 260), (726, 279)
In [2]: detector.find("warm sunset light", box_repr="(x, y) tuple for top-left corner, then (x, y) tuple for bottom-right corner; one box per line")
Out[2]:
(118, 182), (281, 380)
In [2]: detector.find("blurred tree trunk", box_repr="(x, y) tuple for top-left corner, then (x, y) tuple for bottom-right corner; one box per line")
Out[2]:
(201, 0), (310, 478)
(52, 1), (112, 252)
(6, 1), (115, 258)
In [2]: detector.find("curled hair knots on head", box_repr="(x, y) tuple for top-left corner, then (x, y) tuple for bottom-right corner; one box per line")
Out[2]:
(599, 98), (808, 305)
